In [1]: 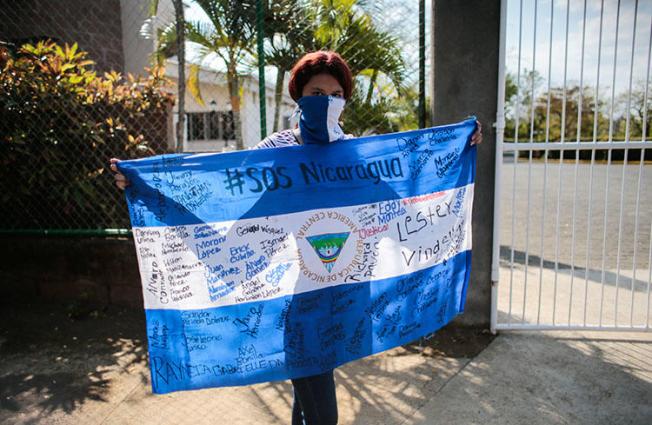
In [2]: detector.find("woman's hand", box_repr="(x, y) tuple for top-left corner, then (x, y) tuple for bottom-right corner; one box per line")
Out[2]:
(109, 158), (130, 190)
(471, 120), (483, 145)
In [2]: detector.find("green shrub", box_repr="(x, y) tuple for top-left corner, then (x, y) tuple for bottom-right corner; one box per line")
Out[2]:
(0, 40), (175, 229)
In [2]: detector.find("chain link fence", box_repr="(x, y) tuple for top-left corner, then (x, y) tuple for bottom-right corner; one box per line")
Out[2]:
(0, 0), (430, 232)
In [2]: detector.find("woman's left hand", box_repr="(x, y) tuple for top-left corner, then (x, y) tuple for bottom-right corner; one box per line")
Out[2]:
(471, 120), (483, 145)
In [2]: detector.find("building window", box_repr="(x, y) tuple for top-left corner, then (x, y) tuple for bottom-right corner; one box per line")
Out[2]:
(208, 112), (221, 140)
(282, 114), (291, 130)
(188, 113), (205, 141)
(187, 111), (235, 141)
(221, 112), (235, 140)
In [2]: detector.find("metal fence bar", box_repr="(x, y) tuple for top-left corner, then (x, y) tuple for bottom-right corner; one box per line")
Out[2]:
(631, 146), (645, 326)
(614, 0), (639, 327)
(643, 14), (652, 330)
(559, 0), (586, 325)
(491, 0), (509, 334)
(536, 0), (555, 325)
(647, 222), (652, 329)
(522, 0), (539, 323)
(584, 0), (604, 324)
(495, 324), (652, 332)
(502, 141), (652, 151)
(599, 0), (621, 327)
(577, 0), (588, 327)
(0, 229), (132, 237)
(507, 0), (525, 328)
(418, 0), (426, 128)
(542, 0), (572, 325)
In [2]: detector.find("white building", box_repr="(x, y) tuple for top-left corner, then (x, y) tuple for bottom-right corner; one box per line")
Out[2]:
(164, 61), (296, 152)
(120, 0), (296, 152)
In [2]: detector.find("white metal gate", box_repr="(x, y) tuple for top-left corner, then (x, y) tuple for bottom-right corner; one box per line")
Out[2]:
(491, 0), (652, 332)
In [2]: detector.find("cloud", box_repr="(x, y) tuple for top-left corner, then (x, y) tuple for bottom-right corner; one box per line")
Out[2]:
(505, 0), (651, 97)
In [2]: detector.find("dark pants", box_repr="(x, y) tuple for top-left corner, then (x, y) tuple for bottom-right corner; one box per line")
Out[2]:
(291, 370), (338, 425)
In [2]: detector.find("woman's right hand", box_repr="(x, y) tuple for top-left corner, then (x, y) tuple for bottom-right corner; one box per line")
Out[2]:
(109, 158), (130, 190)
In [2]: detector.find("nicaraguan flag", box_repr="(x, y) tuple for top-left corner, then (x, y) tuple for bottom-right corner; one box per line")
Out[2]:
(118, 118), (477, 394)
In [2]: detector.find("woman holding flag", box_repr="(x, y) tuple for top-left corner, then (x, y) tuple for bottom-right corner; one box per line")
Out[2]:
(111, 50), (481, 425)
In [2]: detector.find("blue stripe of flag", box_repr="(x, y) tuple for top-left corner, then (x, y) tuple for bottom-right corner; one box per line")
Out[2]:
(144, 249), (471, 394)
(118, 118), (477, 227)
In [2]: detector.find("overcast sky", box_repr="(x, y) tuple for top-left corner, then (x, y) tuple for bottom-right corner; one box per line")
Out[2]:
(182, 0), (650, 102)
(505, 0), (652, 97)
(183, 0), (430, 91)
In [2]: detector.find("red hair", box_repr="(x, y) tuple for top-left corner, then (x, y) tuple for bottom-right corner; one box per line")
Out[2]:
(288, 51), (353, 101)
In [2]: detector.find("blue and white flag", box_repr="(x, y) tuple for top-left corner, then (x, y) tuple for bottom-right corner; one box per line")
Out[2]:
(118, 118), (477, 394)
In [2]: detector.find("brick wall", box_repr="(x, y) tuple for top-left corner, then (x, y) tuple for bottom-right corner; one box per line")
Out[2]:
(0, 236), (143, 308)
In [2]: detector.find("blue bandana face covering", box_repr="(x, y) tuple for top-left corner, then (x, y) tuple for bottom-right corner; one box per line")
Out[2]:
(297, 95), (346, 145)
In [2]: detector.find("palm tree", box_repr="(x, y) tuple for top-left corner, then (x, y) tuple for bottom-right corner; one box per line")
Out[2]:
(159, 0), (406, 146)
(310, 0), (406, 135)
(321, 2), (404, 85)
(172, 0), (186, 153)
(159, 0), (257, 150)
(259, 0), (315, 132)
(147, 0), (186, 152)
(260, 0), (406, 133)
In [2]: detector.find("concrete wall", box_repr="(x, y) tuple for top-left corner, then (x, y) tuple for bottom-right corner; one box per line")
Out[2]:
(241, 76), (296, 148)
(0, 0), (125, 73)
(120, 0), (156, 76)
(120, 0), (176, 76)
(0, 236), (143, 308)
(432, 0), (501, 327)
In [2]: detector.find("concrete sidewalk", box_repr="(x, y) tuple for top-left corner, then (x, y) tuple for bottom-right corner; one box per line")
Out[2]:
(408, 331), (652, 425)
(1, 301), (650, 425)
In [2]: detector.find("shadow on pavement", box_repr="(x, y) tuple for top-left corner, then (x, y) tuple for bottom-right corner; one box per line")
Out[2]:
(0, 296), (494, 424)
(0, 297), (148, 421)
(413, 330), (651, 424)
(500, 245), (651, 292)
(2, 299), (649, 424)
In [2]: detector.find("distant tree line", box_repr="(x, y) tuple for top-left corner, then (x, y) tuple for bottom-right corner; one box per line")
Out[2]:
(504, 70), (652, 161)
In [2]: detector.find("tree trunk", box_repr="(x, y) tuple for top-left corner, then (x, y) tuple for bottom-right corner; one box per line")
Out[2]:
(227, 67), (244, 150)
(366, 69), (378, 105)
(173, 0), (185, 153)
(273, 67), (285, 132)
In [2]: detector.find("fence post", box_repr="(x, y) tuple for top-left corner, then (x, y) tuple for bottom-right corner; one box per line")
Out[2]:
(418, 0), (426, 129)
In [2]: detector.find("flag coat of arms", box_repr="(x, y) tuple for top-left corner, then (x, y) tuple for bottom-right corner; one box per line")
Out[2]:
(118, 118), (477, 394)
